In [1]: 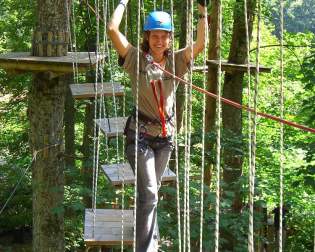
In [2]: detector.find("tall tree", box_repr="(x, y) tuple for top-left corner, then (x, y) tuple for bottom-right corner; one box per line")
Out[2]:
(221, 0), (256, 249)
(204, 0), (222, 186)
(28, 1), (70, 251)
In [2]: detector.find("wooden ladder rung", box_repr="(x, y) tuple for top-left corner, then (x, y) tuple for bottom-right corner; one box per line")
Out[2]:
(101, 163), (176, 186)
(70, 82), (124, 99)
(84, 208), (134, 246)
(95, 117), (128, 137)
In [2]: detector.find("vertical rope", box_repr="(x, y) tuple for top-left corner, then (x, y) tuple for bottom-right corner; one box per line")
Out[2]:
(169, 0), (182, 250)
(69, 0), (79, 83)
(183, 0), (190, 250)
(214, 0), (222, 250)
(102, 0), (124, 249)
(279, 0), (285, 250)
(133, 0), (141, 250)
(199, 5), (209, 252)
(249, 0), (262, 249)
(103, 0), (120, 187)
(186, 0), (194, 251)
(245, 0), (254, 249)
(141, 0), (146, 27)
(92, 0), (101, 238)
(120, 3), (129, 251)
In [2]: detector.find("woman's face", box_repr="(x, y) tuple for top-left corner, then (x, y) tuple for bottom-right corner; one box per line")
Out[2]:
(148, 30), (171, 55)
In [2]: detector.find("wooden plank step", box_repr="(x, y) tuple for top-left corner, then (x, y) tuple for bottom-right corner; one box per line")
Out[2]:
(101, 163), (176, 186)
(70, 82), (124, 99)
(0, 52), (104, 73)
(84, 209), (134, 246)
(206, 60), (272, 73)
(95, 117), (127, 137)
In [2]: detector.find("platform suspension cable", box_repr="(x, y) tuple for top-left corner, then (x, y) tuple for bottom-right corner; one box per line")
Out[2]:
(249, 0), (262, 250)
(169, 0), (182, 250)
(68, 0), (79, 83)
(186, 1), (195, 251)
(141, 0), (146, 28)
(133, 0), (142, 250)
(103, 0), (120, 186)
(199, 4), (209, 252)
(103, 0), (125, 249)
(119, 2), (129, 251)
(244, 0), (254, 249)
(214, 0), (223, 250)
(183, 0), (190, 250)
(91, 0), (105, 239)
(279, 0), (285, 250)
(183, 0), (190, 249)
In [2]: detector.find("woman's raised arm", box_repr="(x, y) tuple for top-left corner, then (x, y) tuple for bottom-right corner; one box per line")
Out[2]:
(107, 0), (131, 58)
(183, 1), (209, 62)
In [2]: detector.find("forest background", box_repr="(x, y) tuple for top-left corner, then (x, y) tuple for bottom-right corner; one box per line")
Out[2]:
(0, 0), (314, 251)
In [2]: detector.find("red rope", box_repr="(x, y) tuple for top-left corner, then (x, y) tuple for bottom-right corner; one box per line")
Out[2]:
(150, 79), (167, 137)
(153, 62), (315, 134)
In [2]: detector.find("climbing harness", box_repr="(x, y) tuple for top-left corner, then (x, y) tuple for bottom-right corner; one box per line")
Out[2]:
(144, 53), (168, 138)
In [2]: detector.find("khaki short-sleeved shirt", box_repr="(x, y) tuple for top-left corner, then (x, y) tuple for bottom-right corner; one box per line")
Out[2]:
(123, 46), (190, 137)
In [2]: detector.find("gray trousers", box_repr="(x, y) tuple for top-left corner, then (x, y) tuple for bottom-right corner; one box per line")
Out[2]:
(125, 129), (173, 252)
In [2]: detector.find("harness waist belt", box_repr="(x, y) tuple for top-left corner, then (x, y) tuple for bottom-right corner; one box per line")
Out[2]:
(132, 109), (173, 125)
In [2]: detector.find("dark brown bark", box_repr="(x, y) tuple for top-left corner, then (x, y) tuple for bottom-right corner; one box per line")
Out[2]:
(29, 1), (70, 251)
(204, 0), (221, 186)
(29, 74), (66, 252)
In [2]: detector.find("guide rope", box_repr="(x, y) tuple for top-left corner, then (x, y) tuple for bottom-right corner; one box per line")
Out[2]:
(151, 63), (315, 134)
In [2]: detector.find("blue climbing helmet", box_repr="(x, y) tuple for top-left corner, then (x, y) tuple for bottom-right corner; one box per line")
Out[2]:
(143, 11), (173, 32)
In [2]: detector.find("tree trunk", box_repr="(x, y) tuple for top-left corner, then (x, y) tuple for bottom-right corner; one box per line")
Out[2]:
(29, 1), (69, 251)
(222, 0), (256, 212)
(221, 0), (256, 249)
(29, 74), (66, 251)
(204, 0), (221, 186)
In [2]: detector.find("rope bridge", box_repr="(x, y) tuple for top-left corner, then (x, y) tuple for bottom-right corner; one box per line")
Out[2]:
(1, 0), (314, 252)
(79, 0), (312, 251)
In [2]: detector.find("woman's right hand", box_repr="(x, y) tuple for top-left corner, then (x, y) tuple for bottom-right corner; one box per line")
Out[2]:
(107, 0), (131, 58)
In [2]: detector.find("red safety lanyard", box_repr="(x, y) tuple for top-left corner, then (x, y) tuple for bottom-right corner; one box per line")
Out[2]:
(150, 79), (167, 137)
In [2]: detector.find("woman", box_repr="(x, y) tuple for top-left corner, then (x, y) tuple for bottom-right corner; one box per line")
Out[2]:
(107, 1), (208, 251)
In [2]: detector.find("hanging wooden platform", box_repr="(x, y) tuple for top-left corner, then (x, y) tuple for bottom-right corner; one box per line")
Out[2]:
(102, 163), (176, 186)
(95, 117), (127, 137)
(84, 209), (133, 246)
(70, 82), (124, 99)
(0, 52), (105, 73)
(206, 60), (272, 73)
